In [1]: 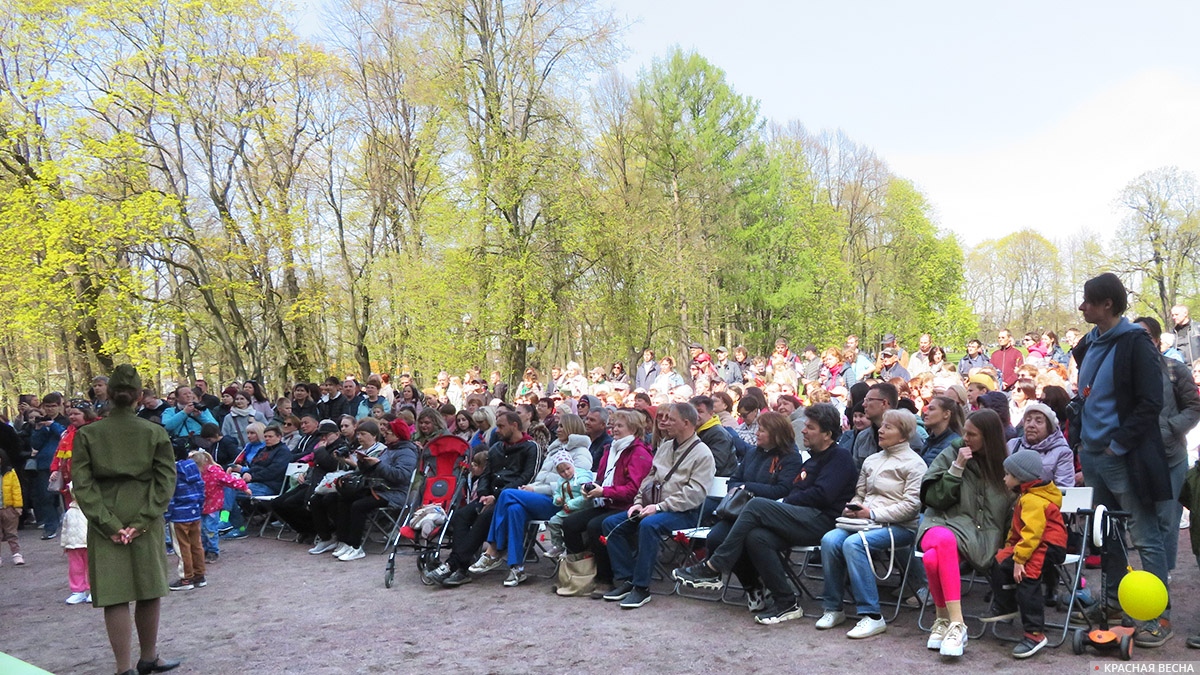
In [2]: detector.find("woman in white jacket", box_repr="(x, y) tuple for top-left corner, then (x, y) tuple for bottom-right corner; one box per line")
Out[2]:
(472, 414), (593, 587)
(220, 392), (267, 447)
(816, 409), (927, 639)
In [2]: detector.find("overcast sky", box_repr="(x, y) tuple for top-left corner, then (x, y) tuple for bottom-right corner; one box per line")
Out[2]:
(299, 0), (1200, 246)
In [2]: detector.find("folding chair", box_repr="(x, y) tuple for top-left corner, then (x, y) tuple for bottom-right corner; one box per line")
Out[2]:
(670, 476), (729, 599)
(362, 467), (421, 553)
(254, 463), (309, 537)
(989, 486), (1094, 648)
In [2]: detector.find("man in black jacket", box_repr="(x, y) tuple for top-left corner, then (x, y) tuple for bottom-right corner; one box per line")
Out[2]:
(1071, 273), (1170, 647)
(429, 411), (536, 587)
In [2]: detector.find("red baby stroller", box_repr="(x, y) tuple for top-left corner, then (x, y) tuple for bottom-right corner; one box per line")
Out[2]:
(383, 435), (469, 588)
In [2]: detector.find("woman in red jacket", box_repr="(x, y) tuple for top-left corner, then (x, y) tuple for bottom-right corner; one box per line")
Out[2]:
(556, 409), (653, 597)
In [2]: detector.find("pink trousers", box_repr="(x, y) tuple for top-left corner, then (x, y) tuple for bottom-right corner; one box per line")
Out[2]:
(67, 548), (89, 593)
(920, 526), (961, 606)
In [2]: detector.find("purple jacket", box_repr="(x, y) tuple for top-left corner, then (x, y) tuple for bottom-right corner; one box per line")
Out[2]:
(1007, 432), (1074, 488)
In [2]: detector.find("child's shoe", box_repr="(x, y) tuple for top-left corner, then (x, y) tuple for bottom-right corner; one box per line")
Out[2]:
(543, 544), (564, 559)
(66, 591), (91, 605)
(1013, 632), (1047, 659)
(12, 553), (24, 565)
(204, 551), (218, 564)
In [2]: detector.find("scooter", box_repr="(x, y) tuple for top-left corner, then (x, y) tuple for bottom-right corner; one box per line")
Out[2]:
(1071, 505), (1136, 661)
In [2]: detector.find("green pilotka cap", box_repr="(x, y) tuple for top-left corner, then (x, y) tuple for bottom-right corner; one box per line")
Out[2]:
(108, 364), (142, 392)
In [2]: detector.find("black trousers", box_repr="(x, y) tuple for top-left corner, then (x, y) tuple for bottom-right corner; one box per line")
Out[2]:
(447, 501), (495, 572)
(559, 506), (622, 583)
(989, 545), (1067, 635)
(706, 498), (833, 602)
(336, 494), (387, 548)
(272, 485), (315, 536)
(309, 492), (340, 541)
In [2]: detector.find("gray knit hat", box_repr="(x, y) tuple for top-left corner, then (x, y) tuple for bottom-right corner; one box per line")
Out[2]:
(1004, 449), (1044, 484)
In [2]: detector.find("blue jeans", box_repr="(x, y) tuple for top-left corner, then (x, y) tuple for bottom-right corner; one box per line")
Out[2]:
(201, 513), (221, 554)
(487, 489), (559, 566)
(603, 508), (698, 589)
(1080, 449), (1170, 615)
(1156, 460), (1188, 570)
(821, 525), (915, 616)
(223, 483), (275, 530)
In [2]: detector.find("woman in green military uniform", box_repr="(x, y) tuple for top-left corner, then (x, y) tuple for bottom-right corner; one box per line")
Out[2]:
(72, 365), (181, 675)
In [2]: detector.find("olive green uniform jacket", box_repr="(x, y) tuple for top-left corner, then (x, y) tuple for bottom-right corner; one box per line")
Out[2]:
(73, 408), (176, 607)
(917, 445), (1015, 572)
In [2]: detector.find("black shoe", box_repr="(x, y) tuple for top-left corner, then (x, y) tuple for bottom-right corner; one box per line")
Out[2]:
(619, 586), (652, 609)
(136, 657), (181, 674)
(193, 575), (207, 588)
(1012, 633), (1048, 659)
(1134, 619), (1174, 648)
(41, 531), (57, 540)
(440, 568), (472, 587)
(603, 580), (635, 602)
(167, 578), (193, 591)
(754, 598), (804, 625)
(204, 552), (218, 564)
(671, 562), (723, 590)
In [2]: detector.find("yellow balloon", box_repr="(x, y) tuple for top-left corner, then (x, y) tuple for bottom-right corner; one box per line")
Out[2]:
(1118, 570), (1168, 621)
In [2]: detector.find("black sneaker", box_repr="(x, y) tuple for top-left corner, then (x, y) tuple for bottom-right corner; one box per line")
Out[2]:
(754, 598), (803, 625)
(1186, 633), (1200, 649)
(192, 575), (207, 588)
(168, 578), (194, 591)
(619, 586), (652, 609)
(1069, 602), (1123, 626)
(440, 568), (473, 587)
(671, 562), (723, 590)
(1134, 619), (1174, 648)
(603, 580), (635, 602)
(1012, 633), (1047, 659)
(980, 607), (1020, 623)
(40, 531), (57, 540)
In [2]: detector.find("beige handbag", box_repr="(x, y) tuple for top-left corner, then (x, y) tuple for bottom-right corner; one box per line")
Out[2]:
(554, 552), (597, 596)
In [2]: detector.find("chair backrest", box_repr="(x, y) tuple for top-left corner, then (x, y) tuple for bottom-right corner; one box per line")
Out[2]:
(708, 475), (729, 499)
(1060, 486), (1093, 514)
(282, 462), (309, 494)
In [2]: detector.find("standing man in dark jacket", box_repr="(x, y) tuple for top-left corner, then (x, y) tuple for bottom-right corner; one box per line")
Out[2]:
(430, 411), (536, 587)
(1171, 305), (1200, 364)
(1134, 317), (1200, 573)
(1071, 274), (1170, 647)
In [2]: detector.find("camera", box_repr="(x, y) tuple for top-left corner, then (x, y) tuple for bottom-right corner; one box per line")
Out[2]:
(582, 483), (597, 493)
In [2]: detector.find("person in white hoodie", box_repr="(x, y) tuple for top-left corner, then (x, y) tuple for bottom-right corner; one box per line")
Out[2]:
(60, 482), (91, 605)
(472, 414), (593, 587)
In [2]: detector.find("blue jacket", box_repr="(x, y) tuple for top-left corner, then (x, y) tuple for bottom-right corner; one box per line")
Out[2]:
(244, 442), (291, 493)
(728, 446), (804, 501)
(782, 444), (857, 519)
(162, 405), (218, 439)
(31, 422), (65, 470)
(167, 459), (204, 523)
(921, 428), (962, 466)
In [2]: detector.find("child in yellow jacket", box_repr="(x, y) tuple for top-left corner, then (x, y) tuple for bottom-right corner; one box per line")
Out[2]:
(0, 452), (24, 565)
(983, 450), (1067, 659)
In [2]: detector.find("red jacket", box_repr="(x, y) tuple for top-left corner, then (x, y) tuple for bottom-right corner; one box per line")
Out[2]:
(201, 464), (249, 515)
(593, 438), (654, 509)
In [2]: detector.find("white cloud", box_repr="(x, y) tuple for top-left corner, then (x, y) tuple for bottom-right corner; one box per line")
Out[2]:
(889, 70), (1200, 246)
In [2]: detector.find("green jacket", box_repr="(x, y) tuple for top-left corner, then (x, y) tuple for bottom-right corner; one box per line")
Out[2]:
(917, 445), (1014, 572)
(1182, 461), (1200, 558)
(73, 407), (176, 607)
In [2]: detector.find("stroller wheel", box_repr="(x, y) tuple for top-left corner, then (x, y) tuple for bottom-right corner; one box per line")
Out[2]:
(385, 565), (394, 588)
(1072, 628), (1085, 655)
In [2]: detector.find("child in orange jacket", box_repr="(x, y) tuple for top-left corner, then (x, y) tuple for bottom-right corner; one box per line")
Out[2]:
(982, 449), (1067, 659)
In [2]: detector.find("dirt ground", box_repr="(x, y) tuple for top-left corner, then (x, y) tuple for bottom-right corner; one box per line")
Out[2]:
(3, 527), (1200, 675)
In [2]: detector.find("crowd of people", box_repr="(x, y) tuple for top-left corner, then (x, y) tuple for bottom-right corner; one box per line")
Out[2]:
(4, 273), (1200, 665)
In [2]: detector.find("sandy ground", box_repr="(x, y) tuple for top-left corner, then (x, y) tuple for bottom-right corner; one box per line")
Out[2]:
(3, 526), (1200, 674)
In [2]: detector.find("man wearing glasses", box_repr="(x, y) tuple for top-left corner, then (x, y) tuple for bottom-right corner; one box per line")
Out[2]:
(957, 339), (990, 378)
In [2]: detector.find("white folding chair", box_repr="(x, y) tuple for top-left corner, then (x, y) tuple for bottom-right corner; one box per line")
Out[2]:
(254, 463), (308, 537)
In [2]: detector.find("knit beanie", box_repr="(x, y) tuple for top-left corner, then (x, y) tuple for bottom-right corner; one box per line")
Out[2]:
(550, 449), (574, 469)
(1004, 449), (1044, 483)
(1020, 402), (1059, 431)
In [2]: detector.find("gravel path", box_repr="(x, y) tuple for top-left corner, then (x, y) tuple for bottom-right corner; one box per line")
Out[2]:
(3, 529), (1199, 674)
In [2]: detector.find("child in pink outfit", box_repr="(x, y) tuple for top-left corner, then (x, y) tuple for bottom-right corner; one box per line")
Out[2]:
(60, 483), (90, 604)
(191, 450), (249, 562)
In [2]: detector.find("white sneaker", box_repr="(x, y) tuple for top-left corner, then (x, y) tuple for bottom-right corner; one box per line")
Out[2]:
(308, 537), (338, 555)
(65, 591), (90, 605)
(337, 546), (366, 561)
(939, 621), (968, 657)
(746, 588), (768, 613)
(847, 616), (887, 639)
(12, 553), (24, 565)
(331, 543), (351, 557)
(927, 618), (952, 649)
(815, 610), (847, 630)
(468, 552), (505, 574)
